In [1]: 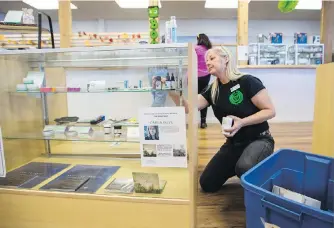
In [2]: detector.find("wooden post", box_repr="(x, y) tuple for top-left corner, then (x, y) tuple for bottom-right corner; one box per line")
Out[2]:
(58, 0), (72, 48)
(187, 43), (198, 228)
(312, 63), (334, 158)
(237, 0), (249, 65)
(320, 1), (334, 63)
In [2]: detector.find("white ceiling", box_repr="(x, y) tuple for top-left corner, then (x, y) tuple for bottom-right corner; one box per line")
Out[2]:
(0, 0), (322, 21)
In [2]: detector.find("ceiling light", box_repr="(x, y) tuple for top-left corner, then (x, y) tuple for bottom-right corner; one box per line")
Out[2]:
(115, 0), (162, 9)
(205, 0), (251, 9)
(295, 0), (322, 10)
(22, 0), (78, 10)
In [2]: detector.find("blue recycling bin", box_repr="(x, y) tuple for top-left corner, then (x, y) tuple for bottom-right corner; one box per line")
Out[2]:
(241, 149), (334, 228)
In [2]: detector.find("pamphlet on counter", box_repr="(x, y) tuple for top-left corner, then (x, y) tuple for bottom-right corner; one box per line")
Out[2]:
(139, 107), (187, 168)
(0, 127), (6, 177)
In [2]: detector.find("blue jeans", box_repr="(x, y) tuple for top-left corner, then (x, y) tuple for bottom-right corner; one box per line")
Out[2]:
(151, 90), (168, 107)
(148, 67), (168, 107)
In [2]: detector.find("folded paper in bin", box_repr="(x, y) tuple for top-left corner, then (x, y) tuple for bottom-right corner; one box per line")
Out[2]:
(272, 185), (321, 209)
(261, 218), (280, 228)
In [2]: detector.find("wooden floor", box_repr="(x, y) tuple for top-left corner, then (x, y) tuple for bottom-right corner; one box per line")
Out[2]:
(196, 122), (313, 228)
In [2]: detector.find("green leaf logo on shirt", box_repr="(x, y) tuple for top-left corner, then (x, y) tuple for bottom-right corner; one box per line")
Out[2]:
(229, 90), (244, 105)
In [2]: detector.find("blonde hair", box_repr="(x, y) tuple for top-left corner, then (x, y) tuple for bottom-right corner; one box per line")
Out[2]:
(205, 45), (245, 104)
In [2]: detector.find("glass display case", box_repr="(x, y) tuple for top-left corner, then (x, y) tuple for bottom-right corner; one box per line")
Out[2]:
(295, 44), (324, 65)
(259, 44), (287, 65)
(287, 44), (324, 65)
(0, 44), (198, 228)
(249, 43), (325, 66)
(248, 43), (287, 65)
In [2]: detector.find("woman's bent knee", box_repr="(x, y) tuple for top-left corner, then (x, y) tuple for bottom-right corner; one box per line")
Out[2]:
(235, 139), (274, 178)
(199, 173), (221, 193)
(235, 162), (251, 178)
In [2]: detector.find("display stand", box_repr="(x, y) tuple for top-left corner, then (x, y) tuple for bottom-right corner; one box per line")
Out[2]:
(312, 62), (334, 158)
(0, 43), (198, 228)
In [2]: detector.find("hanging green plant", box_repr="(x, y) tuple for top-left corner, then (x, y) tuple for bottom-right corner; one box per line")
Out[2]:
(278, 0), (299, 13)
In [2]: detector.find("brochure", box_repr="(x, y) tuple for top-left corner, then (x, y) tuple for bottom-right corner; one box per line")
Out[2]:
(41, 165), (120, 193)
(0, 162), (70, 188)
(139, 107), (187, 168)
(44, 177), (90, 192)
(105, 178), (134, 194)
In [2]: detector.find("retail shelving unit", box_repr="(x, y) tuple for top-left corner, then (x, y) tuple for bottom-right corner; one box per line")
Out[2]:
(0, 43), (198, 228)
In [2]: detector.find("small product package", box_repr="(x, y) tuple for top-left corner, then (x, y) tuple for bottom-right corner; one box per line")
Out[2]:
(294, 33), (308, 44)
(270, 33), (283, 44)
(313, 35), (321, 44)
(88, 80), (106, 92)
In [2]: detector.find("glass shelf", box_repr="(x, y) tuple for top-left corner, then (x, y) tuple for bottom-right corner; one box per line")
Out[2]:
(0, 44), (189, 68)
(109, 122), (139, 127)
(3, 131), (140, 143)
(12, 88), (183, 94)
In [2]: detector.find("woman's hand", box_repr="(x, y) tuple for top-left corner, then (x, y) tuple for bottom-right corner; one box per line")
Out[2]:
(223, 115), (245, 137)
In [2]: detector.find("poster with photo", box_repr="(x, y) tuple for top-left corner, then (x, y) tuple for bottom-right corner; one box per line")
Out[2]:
(139, 107), (187, 168)
(0, 127), (6, 177)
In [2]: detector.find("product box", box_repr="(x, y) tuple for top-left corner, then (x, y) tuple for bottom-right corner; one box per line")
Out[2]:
(313, 35), (320, 44)
(270, 33), (283, 44)
(294, 33), (308, 44)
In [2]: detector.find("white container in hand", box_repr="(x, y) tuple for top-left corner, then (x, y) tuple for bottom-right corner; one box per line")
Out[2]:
(222, 117), (233, 136)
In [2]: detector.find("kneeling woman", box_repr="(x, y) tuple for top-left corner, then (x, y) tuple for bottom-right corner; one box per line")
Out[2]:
(181, 46), (276, 193)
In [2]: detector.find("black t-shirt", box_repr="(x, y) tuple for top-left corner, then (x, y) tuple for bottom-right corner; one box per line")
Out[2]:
(201, 75), (269, 141)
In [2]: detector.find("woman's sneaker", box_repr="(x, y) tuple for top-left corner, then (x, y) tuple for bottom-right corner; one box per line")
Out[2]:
(200, 119), (207, 129)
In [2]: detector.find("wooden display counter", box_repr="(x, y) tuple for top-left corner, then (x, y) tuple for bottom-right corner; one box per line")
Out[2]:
(0, 156), (190, 228)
